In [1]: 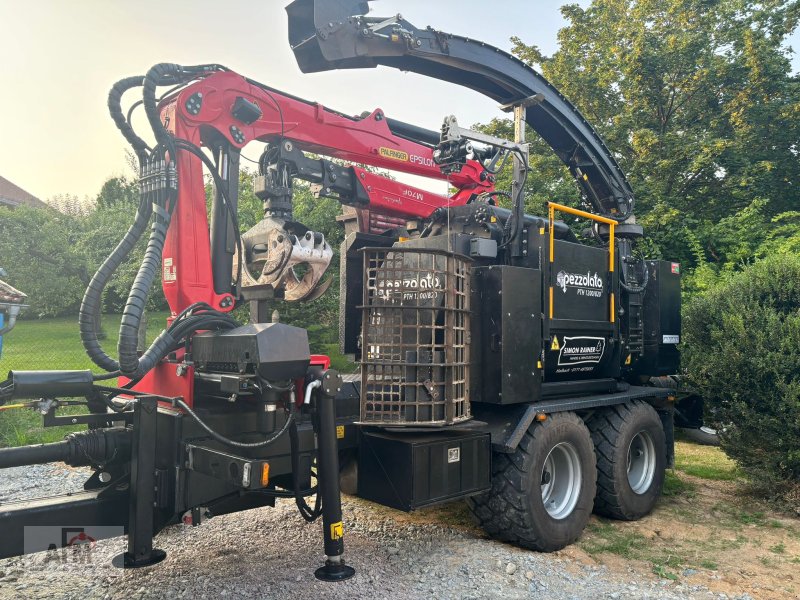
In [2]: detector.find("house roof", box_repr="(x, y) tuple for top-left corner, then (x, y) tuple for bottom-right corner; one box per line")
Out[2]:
(0, 278), (27, 304)
(0, 175), (45, 209)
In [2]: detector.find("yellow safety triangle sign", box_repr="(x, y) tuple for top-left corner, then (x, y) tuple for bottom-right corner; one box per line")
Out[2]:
(551, 336), (560, 351)
(625, 354), (632, 365)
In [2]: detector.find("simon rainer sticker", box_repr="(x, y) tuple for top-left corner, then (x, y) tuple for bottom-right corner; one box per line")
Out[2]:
(557, 336), (606, 366)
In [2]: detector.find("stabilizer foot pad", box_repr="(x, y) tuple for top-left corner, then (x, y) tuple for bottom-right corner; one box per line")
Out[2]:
(112, 549), (167, 569)
(314, 562), (356, 582)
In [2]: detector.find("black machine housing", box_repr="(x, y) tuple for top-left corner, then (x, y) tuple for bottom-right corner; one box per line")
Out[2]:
(341, 202), (681, 409)
(0, 0), (684, 574)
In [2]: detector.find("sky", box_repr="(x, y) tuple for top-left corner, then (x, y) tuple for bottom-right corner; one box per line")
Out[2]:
(0, 0), (590, 201)
(0, 0), (797, 202)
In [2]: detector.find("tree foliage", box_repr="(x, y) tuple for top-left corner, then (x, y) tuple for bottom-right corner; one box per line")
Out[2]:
(0, 177), (162, 317)
(683, 254), (800, 490)
(489, 1), (800, 493)
(0, 205), (89, 317)
(508, 0), (800, 272)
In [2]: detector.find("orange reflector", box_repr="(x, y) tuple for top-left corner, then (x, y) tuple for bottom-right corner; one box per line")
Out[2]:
(260, 463), (270, 487)
(535, 413), (547, 422)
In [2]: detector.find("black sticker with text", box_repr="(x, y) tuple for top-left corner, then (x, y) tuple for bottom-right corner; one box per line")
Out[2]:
(557, 336), (606, 366)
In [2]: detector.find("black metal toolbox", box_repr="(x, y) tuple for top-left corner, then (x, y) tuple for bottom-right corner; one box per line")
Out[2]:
(357, 429), (491, 511)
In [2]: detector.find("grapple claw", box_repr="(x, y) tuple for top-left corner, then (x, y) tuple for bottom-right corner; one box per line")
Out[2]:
(238, 217), (333, 302)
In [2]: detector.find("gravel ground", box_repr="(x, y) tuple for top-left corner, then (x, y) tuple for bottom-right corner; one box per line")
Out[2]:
(0, 464), (749, 600)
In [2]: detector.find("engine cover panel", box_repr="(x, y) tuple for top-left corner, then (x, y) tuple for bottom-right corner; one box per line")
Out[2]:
(193, 323), (310, 380)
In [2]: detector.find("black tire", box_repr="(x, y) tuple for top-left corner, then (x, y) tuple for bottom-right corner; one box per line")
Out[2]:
(679, 426), (720, 447)
(466, 412), (596, 552)
(588, 401), (666, 521)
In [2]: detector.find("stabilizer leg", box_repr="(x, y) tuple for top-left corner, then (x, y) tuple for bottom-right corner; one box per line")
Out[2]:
(113, 396), (166, 568)
(313, 371), (355, 582)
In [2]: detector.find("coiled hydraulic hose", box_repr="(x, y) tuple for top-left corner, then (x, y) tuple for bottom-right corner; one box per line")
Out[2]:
(78, 189), (153, 373)
(117, 158), (176, 377)
(81, 63), (238, 380)
(107, 75), (150, 159)
(80, 76), (155, 374)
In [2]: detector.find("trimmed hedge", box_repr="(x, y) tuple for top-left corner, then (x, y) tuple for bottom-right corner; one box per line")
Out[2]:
(683, 254), (800, 491)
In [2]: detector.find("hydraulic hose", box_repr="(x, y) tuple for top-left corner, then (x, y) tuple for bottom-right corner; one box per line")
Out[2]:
(289, 417), (322, 522)
(117, 172), (174, 377)
(79, 190), (153, 373)
(107, 75), (149, 159)
(80, 76), (157, 373)
(174, 397), (294, 449)
(114, 63), (192, 377)
(142, 63), (224, 153)
(113, 63), (229, 378)
(142, 64), (182, 155)
(80, 63), (236, 380)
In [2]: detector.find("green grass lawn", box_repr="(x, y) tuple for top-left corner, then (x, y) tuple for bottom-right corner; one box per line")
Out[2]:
(0, 313), (354, 447)
(0, 313), (170, 446)
(0, 312), (171, 373)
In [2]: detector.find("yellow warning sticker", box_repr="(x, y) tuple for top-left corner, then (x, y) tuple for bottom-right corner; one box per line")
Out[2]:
(537, 360), (543, 369)
(551, 337), (560, 351)
(330, 521), (344, 540)
(378, 147), (409, 162)
(625, 354), (632, 365)
(336, 425), (345, 439)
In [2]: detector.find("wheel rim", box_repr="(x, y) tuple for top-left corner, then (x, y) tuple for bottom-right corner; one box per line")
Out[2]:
(540, 442), (582, 520)
(627, 430), (656, 494)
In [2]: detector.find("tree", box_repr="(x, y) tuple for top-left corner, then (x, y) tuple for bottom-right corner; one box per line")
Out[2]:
(683, 253), (800, 497)
(508, 0), (800, 271)
(0, 176), (166, 318)
(95, 176), (138, 208)
(0, 206), (89, 317)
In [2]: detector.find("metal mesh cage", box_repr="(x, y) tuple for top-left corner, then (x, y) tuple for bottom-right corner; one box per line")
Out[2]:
(360, 247), (471, 426)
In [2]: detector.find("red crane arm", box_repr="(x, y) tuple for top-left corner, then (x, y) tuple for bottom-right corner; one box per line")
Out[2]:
(162, 70), (491, 207)
(156, 69), (494, 314)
